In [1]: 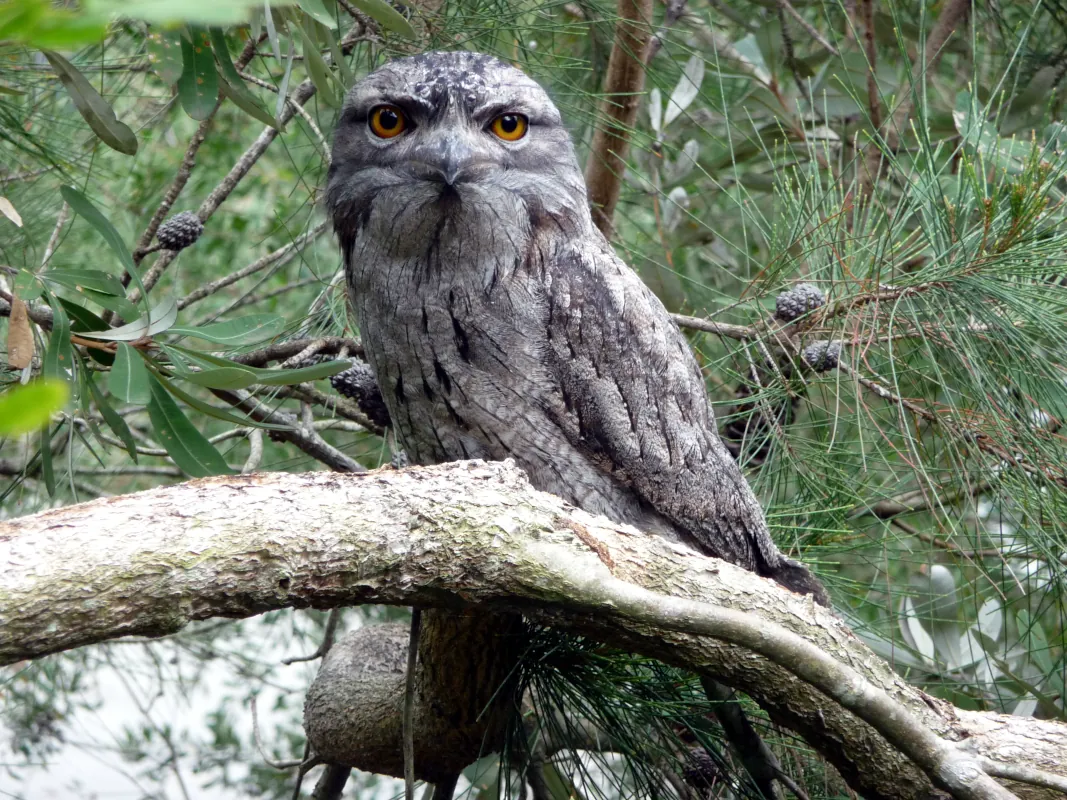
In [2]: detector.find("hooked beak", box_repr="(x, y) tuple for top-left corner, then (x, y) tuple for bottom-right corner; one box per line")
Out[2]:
(408, 134), (479, 186)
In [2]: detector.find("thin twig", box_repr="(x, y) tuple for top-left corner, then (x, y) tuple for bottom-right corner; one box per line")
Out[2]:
(210, 388), (367, 472)
(40, 202), (70, 268)
(176, 221), (330, 310)
(282, 608), (343, 664)
(251, 695), (305, 770)
(777, 0), (839, 56)
(231, 337), (363, 367)
(242, 429), (264, 474)
(130, 34), (265, 267)
(645, 0), (689, 63)
(131, 79), (320, 304)
(403, 608), (422, 800)
(671, 312), (755, 341)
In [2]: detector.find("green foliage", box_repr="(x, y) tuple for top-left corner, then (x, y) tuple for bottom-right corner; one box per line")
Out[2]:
(0, 378), (69, 435)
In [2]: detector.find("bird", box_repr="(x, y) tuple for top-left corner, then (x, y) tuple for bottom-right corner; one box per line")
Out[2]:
(325, 50), (827, 606)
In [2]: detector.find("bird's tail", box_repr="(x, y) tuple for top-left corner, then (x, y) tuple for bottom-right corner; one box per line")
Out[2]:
(765, 558), (830, 607)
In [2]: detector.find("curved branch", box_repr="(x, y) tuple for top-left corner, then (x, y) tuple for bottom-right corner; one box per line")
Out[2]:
(1, 461), (1064, 800)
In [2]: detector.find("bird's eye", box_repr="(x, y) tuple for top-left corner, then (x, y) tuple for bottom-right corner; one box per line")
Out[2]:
(489, 113), (528, 142)
(369, 105), (407, 139)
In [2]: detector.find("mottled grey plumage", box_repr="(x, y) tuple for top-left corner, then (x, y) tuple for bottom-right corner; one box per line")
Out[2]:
(326, 51), (826, 604)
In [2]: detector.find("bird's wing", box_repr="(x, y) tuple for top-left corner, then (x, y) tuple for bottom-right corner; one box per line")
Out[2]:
(541, 236), (783, 576)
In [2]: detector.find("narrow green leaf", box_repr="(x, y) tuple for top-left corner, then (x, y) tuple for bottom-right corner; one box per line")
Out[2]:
(160, 375), (288, 430)
(79, 297), (178, 341)
(218, 77), (281, 129)
(42, 268), (126, 296)
(292, 16), (339, 106)
(263, 1), (282, 62)
(147, 376), (232, 477)
(43, 296), (72, 381)
(210, 27), (281, 129)
(42, 49), (138, 155)
(276, 33), (296, 120)
(146, 28), (184, 84)
(57, 298), (108, 333)
(297, 0), (337, 28)
(169, 344), (350, 384)
(116, 1), (284, 25)
(178, 27), (219, 121)
(74, 288), (142, 322)
(57, 298), (114, 365)
(350, 0), (416, 38)
(176, 366), (259, 390)
(39, 426), (56, 496)
(58, 185), (150, 314)
(0, 379), (70, 436)
(87, 376), (138, 462)
(168, 312), (285, 345)
(324, 23), (352, 88)
(253, 359), (350, 386)
(13, 268), (43, 301)
(109, 343), (153, 404)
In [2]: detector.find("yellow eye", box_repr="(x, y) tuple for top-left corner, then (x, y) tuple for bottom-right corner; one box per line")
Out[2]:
(369, 105), (407, 139)
(490, 113), (528, 142)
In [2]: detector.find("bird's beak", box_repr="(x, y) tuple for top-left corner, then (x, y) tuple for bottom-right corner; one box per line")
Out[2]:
(410, 134), (477, 186)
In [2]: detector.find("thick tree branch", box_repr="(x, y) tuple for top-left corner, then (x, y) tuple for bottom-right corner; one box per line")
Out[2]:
(1, 461), (1064, 800)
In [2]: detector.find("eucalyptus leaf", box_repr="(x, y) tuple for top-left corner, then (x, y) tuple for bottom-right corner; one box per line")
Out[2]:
(147, 376), (232, 477)
(0, 379), (70, 436)
(79, 297), (178, 341)
(168, 313), (285, 345)
(43, 296), (73, 381)
(297, 0), (337, 28)
(146, 28), (184, 84)
(178, 28), (219, 121)
(350, 0), (416, 39)
(87, 376), (138, 461)
(39, 426), (56, 496)
(212, 27), (280, 129)
(159, 376), (289, 430)
(13, 269), (43, 301)
(42, 49), (138, 155)
(292, 17), (340, 106)
(252, 359), (350, 386)
(58, 185), (150, 313)
(218, 77), (281, 129)
(663, 55), (705, 129)
(276, 34), (296, 120)
(109, 343), (153, 405)
(325, 23), (352, 87)
(42, 269), (126, 297)
(176, 366), (259, 390)
(264, 1), (282, 62)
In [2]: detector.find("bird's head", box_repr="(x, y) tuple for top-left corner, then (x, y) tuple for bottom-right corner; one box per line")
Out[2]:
(326, 51), (591, 258)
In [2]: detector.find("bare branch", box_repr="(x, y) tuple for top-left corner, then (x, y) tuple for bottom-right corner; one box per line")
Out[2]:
(176, 221), (330, 311)
(584, 0), (654, 234)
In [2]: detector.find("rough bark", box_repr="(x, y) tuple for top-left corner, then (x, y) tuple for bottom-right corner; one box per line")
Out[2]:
(304, 611), (523, 781)
(1, 461), (1065, 800)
